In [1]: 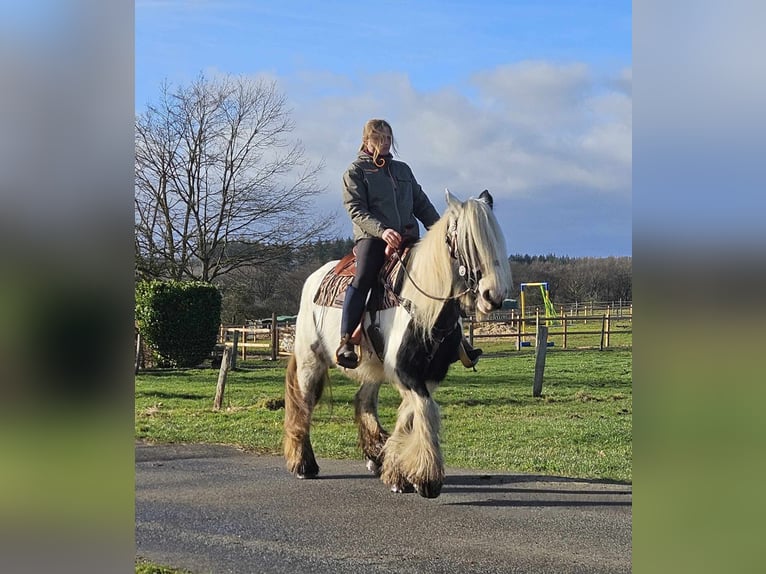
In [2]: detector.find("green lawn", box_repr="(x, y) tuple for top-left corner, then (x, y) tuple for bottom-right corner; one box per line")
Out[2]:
(135, 348), (631, 482)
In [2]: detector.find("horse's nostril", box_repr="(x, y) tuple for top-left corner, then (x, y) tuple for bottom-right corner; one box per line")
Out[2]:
(483, 289), (502, 309)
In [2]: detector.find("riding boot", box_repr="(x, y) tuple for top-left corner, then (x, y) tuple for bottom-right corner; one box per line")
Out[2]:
(457, 337), (483, 368)
(336, 285), (367, 369)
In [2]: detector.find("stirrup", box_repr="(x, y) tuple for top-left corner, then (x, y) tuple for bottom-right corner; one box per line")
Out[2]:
(335, 336), (359, 369)
(458, 340), (483, 368)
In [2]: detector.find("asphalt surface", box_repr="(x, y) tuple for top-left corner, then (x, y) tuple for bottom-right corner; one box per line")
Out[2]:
(136, 442), (631, 573)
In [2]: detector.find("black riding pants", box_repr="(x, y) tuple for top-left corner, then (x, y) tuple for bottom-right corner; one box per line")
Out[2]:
(351, 238), (387, 292)
(340, 238), (387, 337)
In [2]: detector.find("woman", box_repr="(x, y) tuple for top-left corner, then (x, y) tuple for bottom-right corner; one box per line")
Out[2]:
(336, 119), (482, 369)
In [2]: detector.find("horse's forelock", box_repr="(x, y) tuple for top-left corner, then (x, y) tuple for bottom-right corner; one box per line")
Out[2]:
(459, 199), (506, 265)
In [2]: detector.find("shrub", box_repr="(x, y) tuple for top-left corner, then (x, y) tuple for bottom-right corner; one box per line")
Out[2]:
(136, 280), (221, 367)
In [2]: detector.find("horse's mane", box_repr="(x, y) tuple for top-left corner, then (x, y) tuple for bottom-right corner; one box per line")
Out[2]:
(401, 197), (508, 338)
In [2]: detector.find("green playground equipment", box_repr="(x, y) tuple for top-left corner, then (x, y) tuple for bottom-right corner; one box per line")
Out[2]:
(519, 282), (558, 333)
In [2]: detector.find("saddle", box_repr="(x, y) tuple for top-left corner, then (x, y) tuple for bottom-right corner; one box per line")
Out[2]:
(313, 246), (410, 311)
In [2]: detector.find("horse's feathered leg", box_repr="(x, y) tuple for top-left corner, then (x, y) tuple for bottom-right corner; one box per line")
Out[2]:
(283, 353), (327, 479)
(381, 385), (444, 498)
(354, 380), (389, 475)
(379, 390), (415, 493)
(408, 392), (444, 498)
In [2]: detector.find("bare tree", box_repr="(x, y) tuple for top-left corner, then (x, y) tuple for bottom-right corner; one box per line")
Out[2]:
(135, 73), (333, 282)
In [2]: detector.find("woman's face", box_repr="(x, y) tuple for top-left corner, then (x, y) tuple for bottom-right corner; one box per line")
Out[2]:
(366, 129), (392, 156)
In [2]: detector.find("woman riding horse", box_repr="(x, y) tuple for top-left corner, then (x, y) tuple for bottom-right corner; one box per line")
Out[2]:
(336, 118), (481, 369)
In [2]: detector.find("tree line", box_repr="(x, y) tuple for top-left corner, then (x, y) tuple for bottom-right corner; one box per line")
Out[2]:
(213, 244), (631, 324)
(508, 254), (632, 309)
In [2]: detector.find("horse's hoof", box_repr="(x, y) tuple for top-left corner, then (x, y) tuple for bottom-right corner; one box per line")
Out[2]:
(416, 481), (442, 499)
(294, 461), (319, 479)
(390, 482), (415, 494)
(366, 459), (382, 475)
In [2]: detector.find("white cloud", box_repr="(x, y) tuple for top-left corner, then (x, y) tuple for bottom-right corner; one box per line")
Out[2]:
(246, 60), (632, 254)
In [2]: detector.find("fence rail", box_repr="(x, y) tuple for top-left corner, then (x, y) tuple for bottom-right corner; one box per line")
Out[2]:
(466, 310), (632, 351)
(214, 308), (632, 364)
(216, 313), (294, 364)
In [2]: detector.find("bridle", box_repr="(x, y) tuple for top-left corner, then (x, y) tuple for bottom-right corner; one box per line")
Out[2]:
(446, 217), (483, 295)
(392, 215), (481, 303)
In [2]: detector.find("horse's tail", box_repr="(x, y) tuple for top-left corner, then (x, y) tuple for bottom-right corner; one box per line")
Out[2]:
(283, 354), (303, 462)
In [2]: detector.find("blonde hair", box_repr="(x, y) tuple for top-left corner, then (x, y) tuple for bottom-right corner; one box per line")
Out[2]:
(359, 119), (397, 167)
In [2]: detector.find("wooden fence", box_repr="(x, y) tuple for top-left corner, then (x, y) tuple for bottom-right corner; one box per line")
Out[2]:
(136, 309), (630, 374)
(214, 308), (632, 365)
(466, 309), (632, 351)
(216, 313), (294, 365)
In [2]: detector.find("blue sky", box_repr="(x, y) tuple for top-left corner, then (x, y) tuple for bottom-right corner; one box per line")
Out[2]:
(136, 0), (632, 257)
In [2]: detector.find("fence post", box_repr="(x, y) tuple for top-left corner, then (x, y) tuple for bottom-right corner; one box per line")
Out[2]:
(134, 331), (142, 375)
(535, 309), (539, 344)
(271, 312), (278, 361)
(600, 315), (606, 350)
(213, 346), (233, 410)
(230, 330), (239, 369)
(562, 311), (568, 350)
(533, 325), (549, 397)
(605, 309), (611, 348)
(468, 318), (474, 346)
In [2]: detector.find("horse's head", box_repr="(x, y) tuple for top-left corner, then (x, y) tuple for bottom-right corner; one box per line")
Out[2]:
(445, 189), (513, 315)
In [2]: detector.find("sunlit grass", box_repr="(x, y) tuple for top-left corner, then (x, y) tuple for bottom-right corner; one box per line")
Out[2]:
(136, 348), (631, 482)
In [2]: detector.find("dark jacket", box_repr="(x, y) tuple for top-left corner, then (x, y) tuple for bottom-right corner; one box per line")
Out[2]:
(342, 152), (441, 241)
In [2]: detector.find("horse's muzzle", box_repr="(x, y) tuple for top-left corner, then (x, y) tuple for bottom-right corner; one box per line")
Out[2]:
(481, 288), (504, 310)
(475, 290), (502, 315)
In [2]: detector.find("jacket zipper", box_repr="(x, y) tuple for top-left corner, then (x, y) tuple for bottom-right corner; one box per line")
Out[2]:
(386, 165), (402, 230)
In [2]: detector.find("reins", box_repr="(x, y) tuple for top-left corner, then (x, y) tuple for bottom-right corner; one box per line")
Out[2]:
(393, 249), (472, 301)
(390, 227), (479, 303)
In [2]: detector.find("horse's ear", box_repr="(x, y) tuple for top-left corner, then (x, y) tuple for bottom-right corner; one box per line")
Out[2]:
(479, 189), (494, 209)
(445, 188), (461, 208)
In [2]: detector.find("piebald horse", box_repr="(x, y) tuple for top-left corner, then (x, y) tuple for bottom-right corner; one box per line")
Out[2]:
(284, 189), (513, 498)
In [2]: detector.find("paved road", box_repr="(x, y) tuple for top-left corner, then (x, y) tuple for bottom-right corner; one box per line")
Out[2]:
(136, 442), (631, 573)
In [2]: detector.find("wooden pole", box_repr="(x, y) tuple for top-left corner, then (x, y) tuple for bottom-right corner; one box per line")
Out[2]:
(231, 330), (239, 369)
(213, 346), (233, 410)
(134, 331), (142, 375)
(600, 315), (606, 350)
(562, 311), (568, 350)
(533, 325), (548, 397)
(270, 312), (278, 361)
(535, 308), (540, 343)
(468, 318), (474, 346)
(605, 309), (611, 348)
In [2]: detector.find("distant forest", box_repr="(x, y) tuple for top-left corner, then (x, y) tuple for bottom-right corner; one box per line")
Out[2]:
(216, 239), (632, 324)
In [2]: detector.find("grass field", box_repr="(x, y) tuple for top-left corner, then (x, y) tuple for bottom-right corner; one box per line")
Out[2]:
(135, 345), (632, 483)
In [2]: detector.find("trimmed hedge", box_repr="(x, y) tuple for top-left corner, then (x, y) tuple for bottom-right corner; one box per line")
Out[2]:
(136, 280), (222, 368)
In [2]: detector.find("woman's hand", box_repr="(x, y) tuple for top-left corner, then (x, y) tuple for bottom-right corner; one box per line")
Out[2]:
(381, 228), (402, 250)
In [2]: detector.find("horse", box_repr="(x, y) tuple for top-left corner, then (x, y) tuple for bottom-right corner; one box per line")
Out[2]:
(283, 189), (513, 498)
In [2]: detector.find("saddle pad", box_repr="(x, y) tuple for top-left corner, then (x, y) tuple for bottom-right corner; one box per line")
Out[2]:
(313, 250), (408, 310)
(313, 272), (354, 308)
